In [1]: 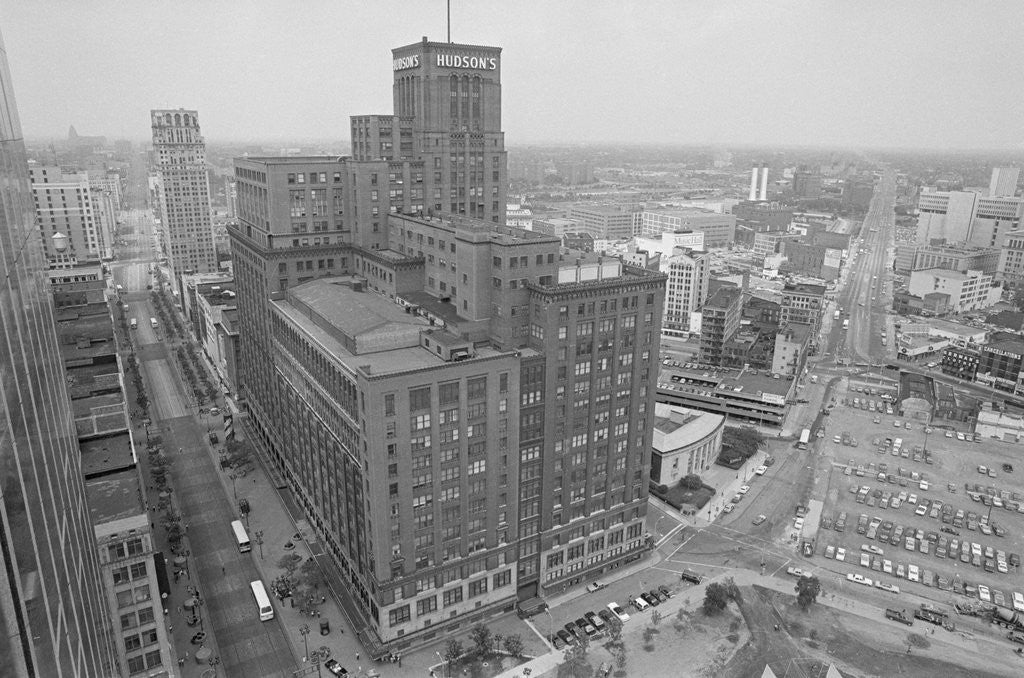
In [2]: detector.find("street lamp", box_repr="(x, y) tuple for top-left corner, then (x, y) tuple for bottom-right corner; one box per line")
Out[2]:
(544, 608), (555, 648)
(299, 624), (310, 662)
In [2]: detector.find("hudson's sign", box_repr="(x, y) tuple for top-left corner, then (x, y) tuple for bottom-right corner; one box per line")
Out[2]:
(394, 53), (498, 71)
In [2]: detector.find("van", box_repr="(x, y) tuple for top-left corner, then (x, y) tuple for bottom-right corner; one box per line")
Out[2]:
(680, 569), (703, 584)
(150, 317), (159, 329)
(631, 596), (650, 612)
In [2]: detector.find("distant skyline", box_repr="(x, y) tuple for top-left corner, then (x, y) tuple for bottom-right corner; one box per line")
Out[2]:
(3, 1), (1024, 149)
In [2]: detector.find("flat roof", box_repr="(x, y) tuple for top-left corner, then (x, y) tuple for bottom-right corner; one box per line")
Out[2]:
(80, 432), (136, 479)
(783, 282), (827, 295)
(659, 364), (793, 398)
(85, 468), (144, 525)
(653, 403), (724, 453)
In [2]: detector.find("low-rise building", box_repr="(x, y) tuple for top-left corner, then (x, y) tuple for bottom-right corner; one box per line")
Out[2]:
(638, 209), (736, 248)
(907, 268), (1002, 314)
(656, 364), (793, 427)
(772, 323), (811, 377)
(998, 229), (1024, 288)
(976, 333), (1024, 395)
(650, 404), (725, 487)
(940, 345), (981, 381)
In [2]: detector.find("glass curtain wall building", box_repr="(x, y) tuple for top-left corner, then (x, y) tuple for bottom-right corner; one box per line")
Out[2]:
(0, 29), (118, 677)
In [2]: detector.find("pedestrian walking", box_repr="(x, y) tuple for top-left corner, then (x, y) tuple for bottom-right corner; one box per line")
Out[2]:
(221, 566), (225, 575)
(355, 653), (359, 661)
(322, 595), (326, 604)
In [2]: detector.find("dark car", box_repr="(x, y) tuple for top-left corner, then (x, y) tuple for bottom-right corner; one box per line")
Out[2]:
(324, 659), (348, 676)
(564, 623), (583, 641)
(598, 608), (615, 624)
(658, 584), (673, 599)
(575, 617), (597, 637)
(550, 634), (566, 650)
(640, 592), (660, 607)
(650, 589), (667, 603)
(1010, 553), (1021, 567)
(765, 456), (775, 466)
(585, 611), (606, 632)
(1003, 463), (1014, 473)
(557, 629), (575, 646)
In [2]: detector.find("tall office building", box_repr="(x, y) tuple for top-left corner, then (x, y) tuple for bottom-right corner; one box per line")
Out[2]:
(391, 38), (507, 226)
(231, 36), (664, 656)
(0, 30), (119, 677)
(151, 108), (218, 298)
(989, 167), (1020, 197)
(29, 165), (104, 267)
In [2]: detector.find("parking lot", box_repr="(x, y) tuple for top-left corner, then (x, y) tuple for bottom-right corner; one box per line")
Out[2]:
(810, 377), (1024, 612)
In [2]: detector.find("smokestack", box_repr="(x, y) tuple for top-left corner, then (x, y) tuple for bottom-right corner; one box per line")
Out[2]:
(758, 163), (768, 201)
(749, 165), (759, 201)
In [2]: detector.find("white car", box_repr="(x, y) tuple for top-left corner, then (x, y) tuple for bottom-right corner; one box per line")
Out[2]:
(908, 493), (918, 504)
(860, 553), (871, 567)
(607, 602), (630, 622)
(862, 544), (884, 556)
(586, 581), (608, 593)
(998, 561), (1009, 574)
(978, 585), (991, 603)
(876, 582), (900, 594)
(883, 559), (893, 574)
(794, 518), (804, 531)
(787, 567), (804, 577)
(907, 564), (920, 582)
(894, 421), (902, 428)
(754, 465), (767, 476)
(846, 573), (872, 586)
(836, 547), (847, 562)
(738, 485), (750, 495)
(1012, 592), (1024, 612)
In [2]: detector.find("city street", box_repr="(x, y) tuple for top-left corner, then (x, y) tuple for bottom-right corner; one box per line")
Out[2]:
(112, 202), (299, 678)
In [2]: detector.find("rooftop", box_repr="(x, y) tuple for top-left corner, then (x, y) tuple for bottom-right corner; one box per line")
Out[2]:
(85, 468), (145, 525)
(80, 432), (136, 480)
(652, 403), (724, 453)
(783, 282), (827, 296)
(899, 371), (934, 405)
(274, 277), (509, 377)
(659, 363), (793, 400)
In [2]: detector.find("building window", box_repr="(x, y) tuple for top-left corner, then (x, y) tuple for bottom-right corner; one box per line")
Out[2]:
(389, 605), (411, 626)
(416, 596), (437, 615)
(468, 578), (488, 598)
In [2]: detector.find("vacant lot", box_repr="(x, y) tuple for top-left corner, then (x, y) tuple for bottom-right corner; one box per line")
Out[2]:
(726, 586), (1017, 678)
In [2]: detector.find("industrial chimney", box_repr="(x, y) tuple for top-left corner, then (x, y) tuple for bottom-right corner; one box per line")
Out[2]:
(749, 165), (759, 201)
(758, 163), (768, 201)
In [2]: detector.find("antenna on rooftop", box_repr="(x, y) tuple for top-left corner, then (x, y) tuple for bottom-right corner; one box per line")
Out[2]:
(447, 0), (451, 42)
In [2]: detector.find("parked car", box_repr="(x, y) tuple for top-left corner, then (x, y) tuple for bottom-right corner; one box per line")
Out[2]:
(586, 581), (608, 593)
(753, 514), (767, 526)
(607, 602), (630, 622)
(640, 592), (660, 607)
(325, 659), (348, 676)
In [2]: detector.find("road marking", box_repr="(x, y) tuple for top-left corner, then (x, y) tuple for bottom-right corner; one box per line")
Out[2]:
(772, 559), (791, 577)
(656, 523), (685, 548)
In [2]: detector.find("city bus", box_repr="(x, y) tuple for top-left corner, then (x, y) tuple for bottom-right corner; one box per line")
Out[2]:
(231, 520), (251, 553)
(250, 580), (274, 621)
(797, 429), (811, 450)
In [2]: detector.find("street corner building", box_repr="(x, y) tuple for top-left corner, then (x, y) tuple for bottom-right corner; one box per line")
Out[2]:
(228, 36), (667, 654)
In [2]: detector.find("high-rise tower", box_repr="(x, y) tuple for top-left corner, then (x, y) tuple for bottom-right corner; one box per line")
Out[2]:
(391, 38), (507, 224)
(151, 108), (218, 298)
(0, 29), (119, 677)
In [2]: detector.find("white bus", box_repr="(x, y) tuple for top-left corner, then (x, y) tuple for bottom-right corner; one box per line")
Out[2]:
(250, 580), (274, 621)
(231, 520), (251, 553)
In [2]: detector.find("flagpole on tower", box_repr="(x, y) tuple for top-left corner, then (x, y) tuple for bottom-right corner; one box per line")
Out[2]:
(447, 0), (451, 42)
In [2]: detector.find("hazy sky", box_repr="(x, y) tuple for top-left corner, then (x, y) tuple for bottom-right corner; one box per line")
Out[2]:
(3, 1), (1024, 149)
